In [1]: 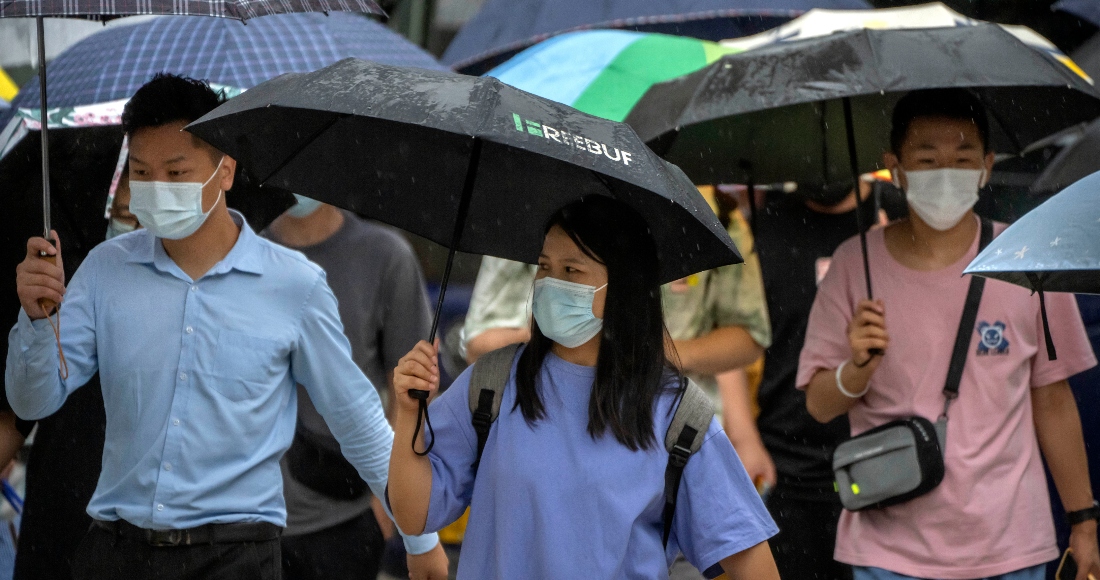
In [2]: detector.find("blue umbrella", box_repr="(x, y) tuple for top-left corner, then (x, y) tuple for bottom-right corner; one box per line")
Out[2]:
(965, 170), (1100, 359)
(441, 0), (873, 74)
(1054, 0), (1100, 28)
(7, 12), (446, 113)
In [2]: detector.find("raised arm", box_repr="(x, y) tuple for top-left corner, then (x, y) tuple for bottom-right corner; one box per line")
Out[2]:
(804, 299), (887, 423)
(388, 340), (439, 535)
(7, 234), (99, 419)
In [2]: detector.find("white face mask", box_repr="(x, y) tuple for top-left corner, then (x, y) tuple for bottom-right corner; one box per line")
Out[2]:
(895, 167), (985, 231)
(105, 218), (137, 240)
(130, 157), (224, 240)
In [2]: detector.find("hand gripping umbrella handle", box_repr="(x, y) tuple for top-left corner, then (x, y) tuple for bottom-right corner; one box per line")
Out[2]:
(405, 139), (483, 455)
(37, 238), (67, 380)
(842, 98), (882, 359)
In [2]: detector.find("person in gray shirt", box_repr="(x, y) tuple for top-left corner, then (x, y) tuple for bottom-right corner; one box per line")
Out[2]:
(263, 195), (432, 580)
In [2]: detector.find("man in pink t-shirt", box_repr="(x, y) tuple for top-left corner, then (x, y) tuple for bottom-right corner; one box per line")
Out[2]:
(798, 89), (1100, 580)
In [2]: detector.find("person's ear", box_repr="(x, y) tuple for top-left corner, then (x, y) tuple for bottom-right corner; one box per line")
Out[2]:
(982, 151), (995, 182)
(884, 152), (903, 189)
(219, 156), (237, 192)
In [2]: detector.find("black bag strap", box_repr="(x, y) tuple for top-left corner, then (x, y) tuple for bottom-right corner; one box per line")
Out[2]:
(943, 217), (994, 402)
(469, 343), (521, 472)
(661, 378), (712, 547)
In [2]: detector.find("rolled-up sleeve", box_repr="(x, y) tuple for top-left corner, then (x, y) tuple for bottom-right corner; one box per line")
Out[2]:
(6, 253), (99, 420)
(291, 272), (439, 554)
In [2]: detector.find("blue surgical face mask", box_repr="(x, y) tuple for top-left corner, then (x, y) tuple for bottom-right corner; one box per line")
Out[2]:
(531, 277), (607, 349)
(286, 194), (323, 218)
(105, 218), (137, 240)
(129, 156), (224, 240)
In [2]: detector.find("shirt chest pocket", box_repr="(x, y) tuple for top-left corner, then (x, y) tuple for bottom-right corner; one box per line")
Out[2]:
(210, 330), (287, 401)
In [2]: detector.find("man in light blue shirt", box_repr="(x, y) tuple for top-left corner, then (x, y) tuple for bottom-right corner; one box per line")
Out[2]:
(6, 74), (447, 580)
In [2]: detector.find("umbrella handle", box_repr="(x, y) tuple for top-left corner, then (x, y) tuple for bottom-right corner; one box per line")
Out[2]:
(36, 240), (68, 380)
(36, 248), (57, 315)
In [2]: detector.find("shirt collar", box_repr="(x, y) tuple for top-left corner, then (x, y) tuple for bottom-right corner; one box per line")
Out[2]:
(127, 210), (264, 278)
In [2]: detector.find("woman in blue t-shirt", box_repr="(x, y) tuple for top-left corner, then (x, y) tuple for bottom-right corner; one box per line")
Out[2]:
(389, 196), (779, 579)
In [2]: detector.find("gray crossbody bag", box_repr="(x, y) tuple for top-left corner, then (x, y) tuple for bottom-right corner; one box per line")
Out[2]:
(833, 217), (992, 511)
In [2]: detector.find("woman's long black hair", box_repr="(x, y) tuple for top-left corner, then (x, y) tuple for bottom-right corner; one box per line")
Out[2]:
(514, 195), (681, 451)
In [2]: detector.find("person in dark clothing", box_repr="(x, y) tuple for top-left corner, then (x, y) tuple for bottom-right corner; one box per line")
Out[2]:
(752, 179), (905, 580)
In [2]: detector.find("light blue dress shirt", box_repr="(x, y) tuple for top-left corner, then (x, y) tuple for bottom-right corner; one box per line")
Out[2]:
(5, 213), (437, 554)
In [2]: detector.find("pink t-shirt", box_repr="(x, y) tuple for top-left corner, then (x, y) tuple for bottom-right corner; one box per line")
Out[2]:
(797, 218), (1097, 579)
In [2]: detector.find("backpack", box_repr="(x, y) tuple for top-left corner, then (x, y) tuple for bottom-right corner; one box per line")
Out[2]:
(467, 344), (713, 546)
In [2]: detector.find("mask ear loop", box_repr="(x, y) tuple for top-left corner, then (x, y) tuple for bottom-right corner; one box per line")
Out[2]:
(40, 302), (68, 380)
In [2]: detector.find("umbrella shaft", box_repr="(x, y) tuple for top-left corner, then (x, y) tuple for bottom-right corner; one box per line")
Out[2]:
(36, 17), (51, 238)
(842, 97), (873, 301)
(428, 138), (484, 343)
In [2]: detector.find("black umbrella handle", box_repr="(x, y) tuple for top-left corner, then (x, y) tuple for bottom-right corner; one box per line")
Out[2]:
(842, 97), (882, 358)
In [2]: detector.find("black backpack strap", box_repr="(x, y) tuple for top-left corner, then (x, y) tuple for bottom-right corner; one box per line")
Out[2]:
(662, 378), (712, 547)
(468, 343), (521, 472)
(943, 217), (994, 402)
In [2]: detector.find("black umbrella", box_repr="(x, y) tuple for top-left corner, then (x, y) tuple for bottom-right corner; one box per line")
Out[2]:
(186, 58), (741, 444)
(1030, 118), (1100, 193)
(626, 23), (1100, 302)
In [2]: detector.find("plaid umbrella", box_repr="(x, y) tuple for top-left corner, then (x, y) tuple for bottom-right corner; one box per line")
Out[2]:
(0, 0), (384, 246)
(7, 12), (445, 111)
(0, 0), (382, 20)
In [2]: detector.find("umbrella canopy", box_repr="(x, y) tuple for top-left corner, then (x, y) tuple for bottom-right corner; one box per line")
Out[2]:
(0, 0), (382, 20)
(5, 12), (443, 114)
(441, 0), (872, 75)
(719, 2), (1093, 83)
(487, 30), (741, 122)
(0, 0), (384, 246)
(1030, 118), (1100, 193)
(1054, 0), (1100, 29)
(187, 58), (741, 287)
(626, 24), (1100, 188)
(966, 170), (1100, 295)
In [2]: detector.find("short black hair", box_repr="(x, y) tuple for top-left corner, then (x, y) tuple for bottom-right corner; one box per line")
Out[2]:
(890, 88), (990, 154)
(121, 73), (225, 136)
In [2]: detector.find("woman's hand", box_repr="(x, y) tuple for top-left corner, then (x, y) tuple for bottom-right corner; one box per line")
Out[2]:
(394, 340), (440, 416)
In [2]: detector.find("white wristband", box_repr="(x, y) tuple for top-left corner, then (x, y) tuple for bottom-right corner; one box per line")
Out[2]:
(835, 359), (870, 398)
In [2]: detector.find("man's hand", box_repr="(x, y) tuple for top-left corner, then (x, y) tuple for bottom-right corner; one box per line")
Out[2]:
(1070, 522), (1100, 580)
(847, 299), (888, 368)
(407, 542), (449, 580)
(16, 233), (64, 320)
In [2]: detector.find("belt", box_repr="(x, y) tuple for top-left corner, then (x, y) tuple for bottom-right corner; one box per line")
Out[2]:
(92, 519), (282, 547)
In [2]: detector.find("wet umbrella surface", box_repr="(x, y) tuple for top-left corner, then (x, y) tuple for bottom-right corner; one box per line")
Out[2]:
(967, 170), (1100, 295)
(187, 58), (742, 288)
(626, 23), (1100, 188)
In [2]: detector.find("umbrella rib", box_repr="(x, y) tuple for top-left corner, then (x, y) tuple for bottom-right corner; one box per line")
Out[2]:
(255, 112), (346, 184)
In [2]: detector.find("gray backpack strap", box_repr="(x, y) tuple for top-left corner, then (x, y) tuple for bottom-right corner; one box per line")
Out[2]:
(468, 343), (521, 472)
(662, 378), (712, 546)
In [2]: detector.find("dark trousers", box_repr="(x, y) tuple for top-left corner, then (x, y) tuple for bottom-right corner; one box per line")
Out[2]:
(766, 484), (853, 580)
(281, 512), (385, 580)
(70, 524), (281, 580)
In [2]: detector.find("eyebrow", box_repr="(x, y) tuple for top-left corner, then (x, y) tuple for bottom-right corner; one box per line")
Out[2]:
(129, 155), (188, 165)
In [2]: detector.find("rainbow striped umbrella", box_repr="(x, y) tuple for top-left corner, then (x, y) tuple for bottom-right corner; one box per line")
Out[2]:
(487, 30), (740, 122)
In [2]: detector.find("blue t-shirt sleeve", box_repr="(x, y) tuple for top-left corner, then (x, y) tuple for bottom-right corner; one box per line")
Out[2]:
(422, 366), (480, 533)
(670, 419), (779, 574)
